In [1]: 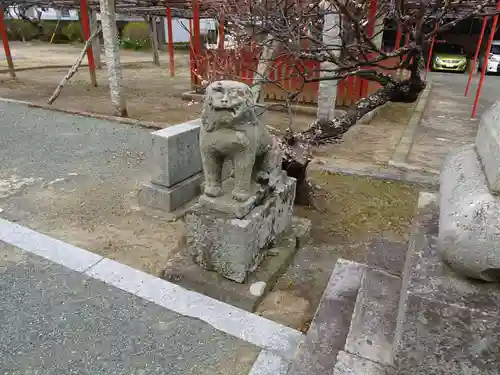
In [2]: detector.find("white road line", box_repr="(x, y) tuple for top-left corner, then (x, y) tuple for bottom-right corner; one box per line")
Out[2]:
(0, 218), (304, 360)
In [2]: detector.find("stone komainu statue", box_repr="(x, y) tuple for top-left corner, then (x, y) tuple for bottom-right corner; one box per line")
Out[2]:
(200, 80), (282, 202)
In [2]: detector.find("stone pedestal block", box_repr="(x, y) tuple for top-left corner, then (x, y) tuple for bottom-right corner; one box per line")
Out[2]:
(185, 176), (296, 283)
(395, 193), (500, 375)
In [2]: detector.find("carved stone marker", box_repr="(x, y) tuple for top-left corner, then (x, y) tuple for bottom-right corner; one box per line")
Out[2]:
(184, 80), (296, 283)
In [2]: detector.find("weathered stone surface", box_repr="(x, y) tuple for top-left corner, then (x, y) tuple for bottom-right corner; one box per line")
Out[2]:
(438, 144), (500, 281)
(185, 176), (296, 283)
(365, 237), (407, 276)
(345, 268), (401, 366)
(287, 260), (365, 375)
(250, 281), (267, 297)
(256, 291), (311, 330)
(333, 351), (393, 375)
(475, 99), (500, 193)
(138, 173), (203, 212)
(199, 80), (283, 206)
(162, 218), (311, 311)
(150, 119), (203, 188)
(395, 192), (500, 375)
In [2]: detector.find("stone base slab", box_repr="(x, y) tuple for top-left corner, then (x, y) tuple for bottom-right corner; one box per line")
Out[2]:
(138, 173), (203, 212)
(162, 217), (311, 311)
(395, 192), (500, 374)
(184, 176), (296, 283)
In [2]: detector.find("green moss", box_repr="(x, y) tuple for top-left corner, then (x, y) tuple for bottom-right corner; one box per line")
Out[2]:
(296, 171), (419, 259)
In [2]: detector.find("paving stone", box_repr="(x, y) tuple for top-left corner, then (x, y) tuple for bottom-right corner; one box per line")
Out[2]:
(345, 268), (401, 366)
(287, 259), (365, 375)
(138, 173), (203, 212)
(365, 237), (407, 276)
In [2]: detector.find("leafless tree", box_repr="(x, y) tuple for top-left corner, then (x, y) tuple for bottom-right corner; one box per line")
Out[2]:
(197, 0), (500, 188)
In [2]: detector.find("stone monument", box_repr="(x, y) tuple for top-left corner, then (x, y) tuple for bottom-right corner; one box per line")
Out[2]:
(184, 80), (297, 283)
(439, 99), (500, 282)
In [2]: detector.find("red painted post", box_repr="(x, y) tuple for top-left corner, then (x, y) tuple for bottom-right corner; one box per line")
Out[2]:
(424, 22), (438, 80)
(189, 19), (196, 89)
(79, 0), (97, 86)
(465, 16), (488, 96)
(472, 1), (500, 118)
(362, 0), (378, 97)
(192, 0), (201, 56)
(0, 7), (16, 78)
(218, 12), (225, 50)
(166, 8), (175, 76)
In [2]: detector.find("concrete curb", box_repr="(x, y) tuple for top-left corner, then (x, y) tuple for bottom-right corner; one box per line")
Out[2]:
(0, 97), (167, 130)
(0, 60), (152, 74)
(0, 217), (303, 365)
(388, 82), (433, 169)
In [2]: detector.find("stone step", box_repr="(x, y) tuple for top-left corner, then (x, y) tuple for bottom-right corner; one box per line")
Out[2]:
(286, 259), (365, 375)
(344, 267), (402, 368)
(333, 351), (395, 375)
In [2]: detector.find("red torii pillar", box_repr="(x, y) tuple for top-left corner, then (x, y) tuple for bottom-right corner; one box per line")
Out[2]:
(472, 0), (500, 118)
(166, 7), (175, 76)
(79, 0), (98, 86)
(218, 12), (224, 50)
(424, 22), (438, 80)
(361, 0), (379, 98)
(0, 7), (16, 78)
(465, 16), (488, 97)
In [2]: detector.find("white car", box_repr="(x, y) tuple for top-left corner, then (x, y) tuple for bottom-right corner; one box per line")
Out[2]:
(478, 41), (500, 74)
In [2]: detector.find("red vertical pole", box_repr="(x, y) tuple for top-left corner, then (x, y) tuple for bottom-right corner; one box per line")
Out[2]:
(472, 2), (500, 118)
(424, 22), (438, 80)
(362, 0), (378, 98)
(465, 16), (488, 96)
(79, 0), (97, 86)
(0, 7), (15, 78)
(218, 12), (225, 50)
(189, 19), (196, 89)
(192, 0), (201, 55)
(166, 7), (175, 77)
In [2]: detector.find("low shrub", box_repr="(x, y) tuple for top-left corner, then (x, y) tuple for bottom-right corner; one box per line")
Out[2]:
(4, 19), (38, 41)
(121, 22), (150, 50)
(62, 22), (83, 42)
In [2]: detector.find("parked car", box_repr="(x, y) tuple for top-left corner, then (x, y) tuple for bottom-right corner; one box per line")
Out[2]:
(477, 41), (500, 74)
(431, 42), (468, 73)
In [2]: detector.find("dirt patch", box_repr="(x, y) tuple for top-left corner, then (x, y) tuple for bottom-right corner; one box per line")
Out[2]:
(264, 171), (419, 330)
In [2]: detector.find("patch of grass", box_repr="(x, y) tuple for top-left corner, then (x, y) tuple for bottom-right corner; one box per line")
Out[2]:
(296, 171), (419, 251)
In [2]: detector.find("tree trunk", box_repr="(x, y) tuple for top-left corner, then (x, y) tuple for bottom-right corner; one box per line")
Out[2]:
(149, 16), (161, 66)
(90, 10), (102, 69)
(283, 77), (426, 200)
(316, 3), (341, 122)
(99, 0), (128, 117)
(251, 35), (279, 103)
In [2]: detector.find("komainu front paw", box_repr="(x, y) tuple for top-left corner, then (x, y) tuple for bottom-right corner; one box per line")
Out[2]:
(204, 184), (223, 197)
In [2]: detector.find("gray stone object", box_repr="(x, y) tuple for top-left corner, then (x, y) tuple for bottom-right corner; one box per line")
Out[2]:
(199, 80), (283, 209)
(395, 193), (500, 375)
(438, 144), (500, 281)
(185, 175), (296, 283)
(475, 99), (500, 193)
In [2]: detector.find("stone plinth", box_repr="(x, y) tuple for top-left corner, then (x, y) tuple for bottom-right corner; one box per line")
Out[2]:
(185, 176), (296, 283)
(395, 193), (500, 375)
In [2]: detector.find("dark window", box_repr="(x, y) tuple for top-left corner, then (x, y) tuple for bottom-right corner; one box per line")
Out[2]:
(434, 43), (465, 55)
(491, 45), (500, 55)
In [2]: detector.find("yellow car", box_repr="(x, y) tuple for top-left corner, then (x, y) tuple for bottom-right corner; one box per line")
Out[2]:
(432, 43), (468, 73)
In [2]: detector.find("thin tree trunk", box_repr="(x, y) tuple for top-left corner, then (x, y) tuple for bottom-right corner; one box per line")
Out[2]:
(316, 3), (341, 122)
(90, 10), (102, 69)
(149, 16), (161, 66)
(99, 0), (128, 117)
(251, 35), (279, 103)
(48, 26), (102, 105)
